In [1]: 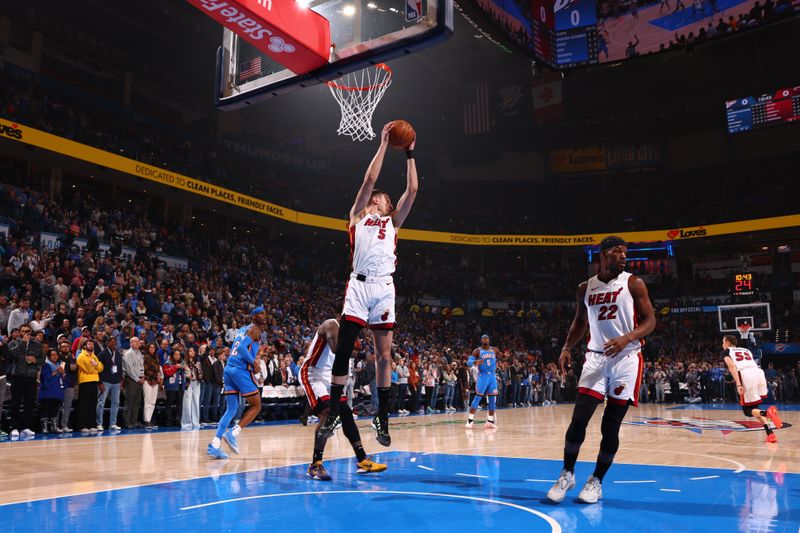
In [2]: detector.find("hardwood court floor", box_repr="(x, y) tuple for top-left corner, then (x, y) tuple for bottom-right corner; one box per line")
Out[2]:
(2, 403), (798, 532)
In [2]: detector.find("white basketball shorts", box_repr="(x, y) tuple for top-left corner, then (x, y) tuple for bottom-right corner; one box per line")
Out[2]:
(577, 350), (644, 406)
(341, 274), (395, 330)
(739, 367), (768, 406)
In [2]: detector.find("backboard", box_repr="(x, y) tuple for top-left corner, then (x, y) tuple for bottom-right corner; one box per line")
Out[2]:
(717, 302), (772, 333)
(216, 0), (453, 109)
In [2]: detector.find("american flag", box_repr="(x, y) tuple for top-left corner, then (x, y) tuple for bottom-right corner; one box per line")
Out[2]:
(238, 56), (262, 82)
(463, 82), (491, 135)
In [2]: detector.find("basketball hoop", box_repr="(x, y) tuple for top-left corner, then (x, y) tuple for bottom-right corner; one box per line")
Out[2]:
(737, 323), (752, 339)
(327, 63), (392, 142)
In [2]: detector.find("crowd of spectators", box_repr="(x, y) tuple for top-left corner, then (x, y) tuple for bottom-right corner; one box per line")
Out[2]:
(1, 170), (798, 439)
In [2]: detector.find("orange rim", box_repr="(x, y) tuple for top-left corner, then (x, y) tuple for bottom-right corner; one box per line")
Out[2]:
(326, 63), (392, 92)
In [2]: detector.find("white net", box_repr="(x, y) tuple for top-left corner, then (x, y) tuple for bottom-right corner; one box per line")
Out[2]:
(327, 64), (392, 142)
(737, 323), (752, 340)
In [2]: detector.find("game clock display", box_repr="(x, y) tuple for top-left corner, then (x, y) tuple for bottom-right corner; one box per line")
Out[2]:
(725, 86), (800, 134)
(732, 272), (755, 296)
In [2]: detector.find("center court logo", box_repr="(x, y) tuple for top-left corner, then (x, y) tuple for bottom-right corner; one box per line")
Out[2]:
(624, 416), (791, 435)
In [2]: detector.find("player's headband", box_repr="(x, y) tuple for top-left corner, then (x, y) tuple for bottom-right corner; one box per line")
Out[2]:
(250, 306), (265, 315)
(600, 236), (626, 252)
(481, 334), (489, 341)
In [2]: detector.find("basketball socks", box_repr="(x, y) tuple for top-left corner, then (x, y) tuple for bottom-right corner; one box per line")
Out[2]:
(764, 424), (773, 435)
(468, 414), (474, 423)
(211, 437), (222, 448)
(487, 415), (495, 423)
(593, 456), (614, 481)
(352, 442), (367, 462)
(378, 387), (391, 419)
(564, 449), (579, 473)
(232, 424), (242, 437)
(329, 384), (345, 415)
(313, 448), (324, 463)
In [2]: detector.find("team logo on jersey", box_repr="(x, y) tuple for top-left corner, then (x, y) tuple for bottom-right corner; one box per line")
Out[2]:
(624, 416), (791, 435)
(613, 384), (626, 396)
(381, 311), (390, 322)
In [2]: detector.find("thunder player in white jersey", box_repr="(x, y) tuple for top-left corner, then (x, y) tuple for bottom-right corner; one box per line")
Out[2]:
(320, 122), (418, 447)
(721, 334), (782, 443)
(548, 236), (656, 505)
(300, 319), (387, 480)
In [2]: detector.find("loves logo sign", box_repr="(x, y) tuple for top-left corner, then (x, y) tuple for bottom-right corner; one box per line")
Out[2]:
(667, 227), (707, 240)
(0, 122), (23, 140)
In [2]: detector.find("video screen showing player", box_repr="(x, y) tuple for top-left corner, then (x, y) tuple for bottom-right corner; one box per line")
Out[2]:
(596, 0), (798, 63)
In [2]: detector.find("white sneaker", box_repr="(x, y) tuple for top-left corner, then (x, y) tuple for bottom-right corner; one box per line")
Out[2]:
(10, 429), (19, 438)
(96, 425), (104, 431)
(465, 420), (474, 428)
(577, 475), (603, 503)
(547, 469), (576, 503)
(21, 429), (35, 437)
(110, 425), (122, 430)
(80, 428), (90, 434)
(485, 420), (497, 429)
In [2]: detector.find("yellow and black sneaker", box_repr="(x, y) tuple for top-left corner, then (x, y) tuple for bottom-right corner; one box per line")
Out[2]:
(356, 457), (388, 474)
(307, 461), (332, 481)
(371, 416), (391, 447)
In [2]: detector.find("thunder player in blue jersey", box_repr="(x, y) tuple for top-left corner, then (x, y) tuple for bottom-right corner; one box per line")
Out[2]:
(207, 307), (267, 459)
(465, 335), (499, 429)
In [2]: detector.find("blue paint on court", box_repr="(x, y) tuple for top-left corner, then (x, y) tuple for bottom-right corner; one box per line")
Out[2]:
(3, 451), (798, 532)
(649, 0), (749, 30)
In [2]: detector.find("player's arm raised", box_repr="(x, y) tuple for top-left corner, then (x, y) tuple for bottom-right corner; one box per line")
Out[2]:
(559, 282), (589, 374)
(392, 134), (418, 229)
(350, 123), (393, 221)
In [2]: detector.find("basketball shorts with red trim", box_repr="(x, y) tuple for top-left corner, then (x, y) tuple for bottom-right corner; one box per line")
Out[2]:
(577, 350), (643, 406)
(301, 366), (332, 414)
(739, 367), (768, 406)
(222, 364), (259, 397)
(342, 277), (396, 329)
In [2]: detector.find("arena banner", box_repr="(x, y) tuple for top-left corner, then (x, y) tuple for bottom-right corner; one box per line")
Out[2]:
(550, 143), (663, 174)
(2, 119), (799, 247)
(0, 118), (298, 224)
(549, 146), (606, 174)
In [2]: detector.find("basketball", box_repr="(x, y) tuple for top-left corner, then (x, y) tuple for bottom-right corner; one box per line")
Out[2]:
(388, 120), (415, 149)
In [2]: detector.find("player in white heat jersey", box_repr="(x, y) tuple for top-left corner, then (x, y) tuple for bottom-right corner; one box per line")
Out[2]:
(548, 236), (656, 505)
(300, 319), (387, 480)
(320, 122), (418, 448)
(721, 334), (782, 443)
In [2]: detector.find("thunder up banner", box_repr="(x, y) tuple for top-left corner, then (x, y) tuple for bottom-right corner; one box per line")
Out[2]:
(1, 119), (797, 247)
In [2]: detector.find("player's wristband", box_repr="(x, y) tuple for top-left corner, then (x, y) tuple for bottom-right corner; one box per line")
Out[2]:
(405, 149), (414, 159)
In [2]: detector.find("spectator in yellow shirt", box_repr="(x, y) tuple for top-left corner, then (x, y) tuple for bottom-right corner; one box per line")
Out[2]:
(76, 339), (104, 434)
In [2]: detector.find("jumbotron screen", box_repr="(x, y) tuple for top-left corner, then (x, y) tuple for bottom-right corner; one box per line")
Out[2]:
(726, 86), (800, 133)
(469, 0), (800, 67)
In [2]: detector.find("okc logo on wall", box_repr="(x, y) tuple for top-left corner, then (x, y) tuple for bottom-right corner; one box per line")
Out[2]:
(406, 0), (422, 22)
(625, 416), (792, 435)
